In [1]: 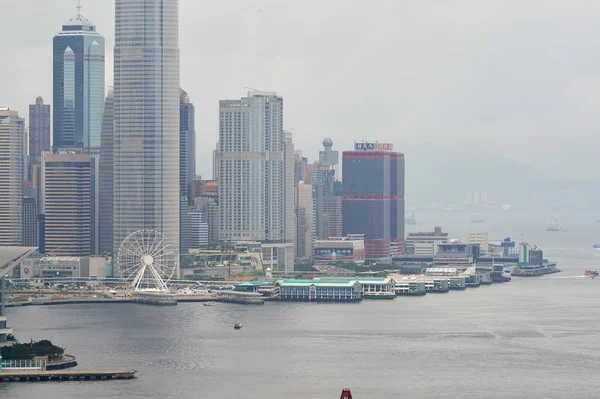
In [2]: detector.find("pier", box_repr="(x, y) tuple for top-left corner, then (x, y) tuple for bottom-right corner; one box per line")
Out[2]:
(0, 369), (136, 382)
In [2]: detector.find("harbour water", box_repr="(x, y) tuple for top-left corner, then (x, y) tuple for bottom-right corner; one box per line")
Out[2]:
(3, 211), (600, 398)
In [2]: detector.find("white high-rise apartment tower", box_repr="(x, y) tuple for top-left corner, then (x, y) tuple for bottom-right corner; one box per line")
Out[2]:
(218, 92), (295, 271)
(113, 0), (180, 269)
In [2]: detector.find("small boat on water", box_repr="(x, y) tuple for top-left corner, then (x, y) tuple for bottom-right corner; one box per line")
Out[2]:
(546, 218), (566, 232)
(203, 302), (215, 307)
(593, 244), (600, 249)
(584, 270), (599, 278)
(234, 322), (243, 330)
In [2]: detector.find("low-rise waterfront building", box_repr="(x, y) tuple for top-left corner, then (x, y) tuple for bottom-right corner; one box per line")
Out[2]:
(275, 278), (362, 302)
(356, 277), (396, 298)
(394, 281), (426, 296)
(39, 257), (80, 278)
(467, 232), (489, 255)
(313, 235), (365, 264)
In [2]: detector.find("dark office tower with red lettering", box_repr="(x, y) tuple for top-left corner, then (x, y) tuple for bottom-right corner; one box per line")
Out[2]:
(342, 142), (405, 260)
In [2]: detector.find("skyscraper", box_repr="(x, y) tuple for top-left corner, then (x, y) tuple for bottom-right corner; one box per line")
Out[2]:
(180, 89), (196, 203)
(0, 108), (25, 246)
(29, 97), (51, 164)
(22, 197), (39, 247)
(41, 153), (92, 256)
(52, 6), (105, 154)
(218, 91), (294, 271)
(113, 0), (180, 266)
(342, 141), (405, 260)
(98, 88), (114, 254)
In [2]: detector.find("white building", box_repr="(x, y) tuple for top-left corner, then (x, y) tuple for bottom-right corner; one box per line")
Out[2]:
(112, 0), (180, 270)
(218, 91), (294, 271)
(467, 232), (489, 254)
(39, 257), (81, 278)
(405, 226), (449, 256)
(0, 108), (25, 246)
(80, 256), (107, 278)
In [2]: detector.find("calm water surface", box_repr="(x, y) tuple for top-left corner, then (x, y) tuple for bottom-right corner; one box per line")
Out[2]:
(3, 212), (600, 398)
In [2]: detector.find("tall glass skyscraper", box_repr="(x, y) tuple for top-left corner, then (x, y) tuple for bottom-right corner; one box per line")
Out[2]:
(52, 8), (105, 155)
(113, 0), (180, 266)
(0, 108), (25, 246)
(98, 88), (114, 255)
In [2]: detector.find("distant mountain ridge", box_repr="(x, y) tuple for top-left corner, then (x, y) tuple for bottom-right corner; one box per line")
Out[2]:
(403, 144), (600, 211)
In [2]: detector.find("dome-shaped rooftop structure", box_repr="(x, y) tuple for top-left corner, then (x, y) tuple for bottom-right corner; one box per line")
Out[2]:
(323, 138), (333, 149)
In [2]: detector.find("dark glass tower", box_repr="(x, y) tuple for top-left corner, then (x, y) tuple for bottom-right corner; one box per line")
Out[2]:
(52, 7), (105, 155)
(342, 142), (405, 259)
(29, 97), (51, 164)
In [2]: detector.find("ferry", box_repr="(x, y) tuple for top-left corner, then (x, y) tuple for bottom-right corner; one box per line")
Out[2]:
(363, 291), (396, 300)
(584, 270), (599, 278)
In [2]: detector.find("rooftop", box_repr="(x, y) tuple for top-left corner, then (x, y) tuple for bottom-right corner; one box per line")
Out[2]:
(276, 278), (360, 288)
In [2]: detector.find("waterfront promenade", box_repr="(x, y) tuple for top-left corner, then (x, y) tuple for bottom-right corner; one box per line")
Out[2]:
(0, 369), (136, 382)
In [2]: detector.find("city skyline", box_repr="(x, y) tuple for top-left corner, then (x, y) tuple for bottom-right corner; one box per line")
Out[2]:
(4, 1), (600, 181)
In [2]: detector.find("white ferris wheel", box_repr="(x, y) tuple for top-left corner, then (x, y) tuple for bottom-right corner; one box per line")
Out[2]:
(117, 229), (178, 293)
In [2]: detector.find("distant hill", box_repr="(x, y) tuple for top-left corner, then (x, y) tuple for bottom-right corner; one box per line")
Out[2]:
(403, 144), (599, 211)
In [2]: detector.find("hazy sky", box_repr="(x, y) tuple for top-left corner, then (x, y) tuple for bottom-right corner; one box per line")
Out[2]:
(2, 0), (600, 180)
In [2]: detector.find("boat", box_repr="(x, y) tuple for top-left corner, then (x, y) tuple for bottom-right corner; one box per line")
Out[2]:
(546, 218), (560, 231)
(593, 244), (600, 249)
(363, 291), (396, 300)
(340, 389), (353, 399)
(584, 270), (599, 278)
(470, 219), (484, 224)
(234, 322), (243, 330)
(203, 301), (215, 306)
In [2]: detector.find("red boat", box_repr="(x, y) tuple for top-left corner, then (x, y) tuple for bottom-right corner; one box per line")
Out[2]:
(584, 270), (599, 278)
(340, 389), (353, 399)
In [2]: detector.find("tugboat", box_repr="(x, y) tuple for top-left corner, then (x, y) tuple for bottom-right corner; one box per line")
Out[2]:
(584, 270), (599, 278)
(234, 322), (243, 330)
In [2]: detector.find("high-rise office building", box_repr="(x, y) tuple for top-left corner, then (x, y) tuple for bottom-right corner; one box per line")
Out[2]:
(98, 88), (114, 254)
(52, 6), (105, 154)
(212, 143), (220, 181)
(218, 91), (294, 271)
(296, 181), (313, 259)
(22, 197), (38, 247)
(41, 153), (92, 256)
(113, 0), (180, 266)
(0, 108), (25, 246)
(180, 89), (195, 203)
(29, 97), (51, 165)
(342, 141), (405, 260)
(181, 200), (208, 253)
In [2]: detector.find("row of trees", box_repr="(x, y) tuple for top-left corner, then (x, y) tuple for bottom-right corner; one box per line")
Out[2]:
(1, 340), (64, 361)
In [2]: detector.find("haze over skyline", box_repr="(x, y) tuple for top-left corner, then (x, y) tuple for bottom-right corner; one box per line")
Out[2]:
(3, 0), (600, 180)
